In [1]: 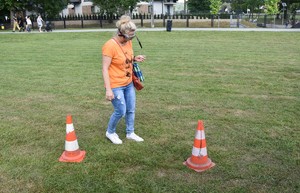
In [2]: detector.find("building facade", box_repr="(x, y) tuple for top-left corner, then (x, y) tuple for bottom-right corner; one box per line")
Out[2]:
(61, 0), (100, 16)
(152, 0), (178, 15)
(62, 0), (178, 16)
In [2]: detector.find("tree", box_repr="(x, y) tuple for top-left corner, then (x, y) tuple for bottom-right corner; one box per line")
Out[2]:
(210, 0), (222, 14)
(0, 0), (28, 12)
(264, 0), (280, 27)
(289, 2), (300, 15)
(92, 0), (140, 16)
(230, 0), (298, 16)
(188, 0), (211, 14)
(246, 0), (264, 13)
(231, 0), (263, 13)
(0, 0), (68, 18)
(264, 0), (280, 15)
(230, 0), (248, 13)
(34, 0), (69, 18)
(209, 0), (222, 27)
(242, 0), (264, 22)
(289, 2), (300, 26)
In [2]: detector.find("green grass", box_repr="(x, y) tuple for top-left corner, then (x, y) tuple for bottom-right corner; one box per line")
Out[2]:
(0, 31), (299, 193)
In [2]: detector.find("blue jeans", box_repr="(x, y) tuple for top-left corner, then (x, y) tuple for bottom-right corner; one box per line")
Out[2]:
(107, 83), (136, 134)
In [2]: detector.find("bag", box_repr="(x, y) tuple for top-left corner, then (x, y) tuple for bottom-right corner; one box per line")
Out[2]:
(132, 73), (144, 90)
(133, 62), (144, 82)
(132, 62), (144, 91)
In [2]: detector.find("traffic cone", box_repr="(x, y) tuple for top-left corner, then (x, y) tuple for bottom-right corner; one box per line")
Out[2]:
(183, 120), (215, 172)
(59, 115), (86, 163)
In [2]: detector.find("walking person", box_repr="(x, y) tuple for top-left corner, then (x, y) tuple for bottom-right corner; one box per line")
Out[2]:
(12, 15), (20, 32)
(102, 15), (146, 144)
(25, 16), (32, 32)
(37, 15), (44, 32)
(17, 15), (24, 32)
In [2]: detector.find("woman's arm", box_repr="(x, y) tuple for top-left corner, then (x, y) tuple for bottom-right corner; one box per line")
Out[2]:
(102, 55), (114, 101)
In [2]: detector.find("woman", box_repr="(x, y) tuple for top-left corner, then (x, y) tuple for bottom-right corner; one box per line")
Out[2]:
(37, 15), (44, 32)
(12, 15), (20, 32)
(25, 16), (32, 32)
(102, 15), (146, 144)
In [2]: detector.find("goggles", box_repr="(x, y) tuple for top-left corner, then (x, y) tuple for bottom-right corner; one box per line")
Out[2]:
(123, 33), (136, 40)
(118, 29), (136, 40)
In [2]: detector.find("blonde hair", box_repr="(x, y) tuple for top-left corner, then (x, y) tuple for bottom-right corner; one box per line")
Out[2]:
(116, 15), (136, 34)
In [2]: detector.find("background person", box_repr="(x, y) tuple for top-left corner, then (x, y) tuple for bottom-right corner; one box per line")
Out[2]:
(17, 15), (24, 32)
(25, 16), (32, 32)
(37, 15), (44, 32)
(102, 15), (146, 144)
(12, 15), (20, 32)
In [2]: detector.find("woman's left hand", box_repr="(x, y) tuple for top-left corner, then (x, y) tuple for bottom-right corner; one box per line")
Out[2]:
(134, 55), (146, 62)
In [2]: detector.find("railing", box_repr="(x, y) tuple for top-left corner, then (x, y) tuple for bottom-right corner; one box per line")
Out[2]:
(1, 13), (299, 30)
(241, 13), (298, 28)
(42, 13), (233, 29)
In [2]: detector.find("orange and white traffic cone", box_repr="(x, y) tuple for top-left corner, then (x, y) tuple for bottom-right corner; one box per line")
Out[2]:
(183, 120), (215, 172)
(59, 115), (86, 163)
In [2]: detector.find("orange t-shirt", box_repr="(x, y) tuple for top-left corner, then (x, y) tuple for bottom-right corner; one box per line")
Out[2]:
(102, 39), (134, 89)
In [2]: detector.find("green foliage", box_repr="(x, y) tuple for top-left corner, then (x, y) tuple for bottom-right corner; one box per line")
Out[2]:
(210, 0), (223, 14)
(264, 0), (280, 14)
(0, 0), (26, 11)
(217, 0), (299, 14)
(290, 2), (300, 15)
(230, 0), (247, 13)
(0, 0), (68, 18)
(231, 0), (264, 13)
(92, 0), (140, 15)
(246, 0), (264, 13)
(35, 0), (69, 18)
(188, 0), (211, 13)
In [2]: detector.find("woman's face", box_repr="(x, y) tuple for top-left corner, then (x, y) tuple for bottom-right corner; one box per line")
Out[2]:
(123, 30), (136, 41)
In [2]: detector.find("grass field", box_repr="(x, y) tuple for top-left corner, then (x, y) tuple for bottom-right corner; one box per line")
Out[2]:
(0, 31), (299, 193)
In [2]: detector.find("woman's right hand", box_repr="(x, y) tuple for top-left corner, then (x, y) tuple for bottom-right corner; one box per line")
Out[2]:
(106, 89), (114, 101)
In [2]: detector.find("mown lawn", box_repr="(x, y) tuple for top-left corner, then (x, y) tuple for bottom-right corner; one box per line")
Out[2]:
(0, 31), (299, 193)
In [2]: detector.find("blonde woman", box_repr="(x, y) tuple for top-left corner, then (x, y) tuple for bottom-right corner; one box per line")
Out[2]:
(102, 15), (146, 144)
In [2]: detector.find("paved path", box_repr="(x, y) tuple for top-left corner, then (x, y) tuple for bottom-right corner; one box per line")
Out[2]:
(1, 27), (300, 34)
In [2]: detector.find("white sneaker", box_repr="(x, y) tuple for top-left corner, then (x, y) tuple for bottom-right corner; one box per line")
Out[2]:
(126, 133), (144, 142)
(106, 131), (122, 144)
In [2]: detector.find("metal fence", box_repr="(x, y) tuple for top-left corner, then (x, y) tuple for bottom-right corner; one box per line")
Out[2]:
(1, 13), (299, 30)
(241, 13), (300, 28)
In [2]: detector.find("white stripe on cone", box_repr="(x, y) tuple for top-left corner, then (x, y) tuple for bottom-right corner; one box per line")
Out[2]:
(192, 146), (208, 157)
(65, 140), (80, 151)
(66, 123), (74, 133)
(195, 130), (205, 140)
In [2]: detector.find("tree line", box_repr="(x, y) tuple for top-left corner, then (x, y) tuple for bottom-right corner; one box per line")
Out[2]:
(0, 0), (299, 21)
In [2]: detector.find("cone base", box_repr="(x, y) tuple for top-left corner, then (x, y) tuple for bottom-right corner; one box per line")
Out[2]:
(59, 150), (86, 163)
(183, 157), (215, 172)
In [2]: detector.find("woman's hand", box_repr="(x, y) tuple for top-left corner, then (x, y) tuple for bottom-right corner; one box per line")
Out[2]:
(106, 89), (114, 101)
(134, 55), (146, 62)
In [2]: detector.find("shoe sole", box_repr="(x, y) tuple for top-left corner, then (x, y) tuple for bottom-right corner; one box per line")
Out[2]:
(126, 137), (144, 142)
